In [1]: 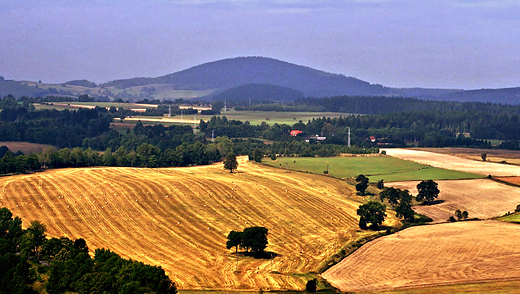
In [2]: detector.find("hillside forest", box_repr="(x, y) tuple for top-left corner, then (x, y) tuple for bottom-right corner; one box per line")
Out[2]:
(2, 93), (520, 175)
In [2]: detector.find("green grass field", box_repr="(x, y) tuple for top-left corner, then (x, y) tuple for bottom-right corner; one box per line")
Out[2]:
(119, 110), (354, 126)
(497, 212), (520, 223)
(264, 156), (482, 182)
(217, 109), (353, 125)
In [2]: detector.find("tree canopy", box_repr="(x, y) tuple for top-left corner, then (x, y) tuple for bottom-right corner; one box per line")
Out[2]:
(357, 201), (386, 230)
(416, 180), (440, 204)
(0, 207), (178, 294)
(226, 226), (269, 257)
(355, 174), (369, 195)
(224, 152), (238, 173)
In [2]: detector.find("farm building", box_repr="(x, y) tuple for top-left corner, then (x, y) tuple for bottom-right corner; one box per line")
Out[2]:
(290, 130), (303, 136)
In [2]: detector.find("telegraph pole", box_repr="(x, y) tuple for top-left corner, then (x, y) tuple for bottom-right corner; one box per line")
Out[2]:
(348, 127), (351, 147)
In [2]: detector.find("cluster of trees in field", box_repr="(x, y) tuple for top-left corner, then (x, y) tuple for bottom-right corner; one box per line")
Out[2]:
(356, 177), (440, 230)
(0, 207), (177, 294)
(226, 226), (269, 257)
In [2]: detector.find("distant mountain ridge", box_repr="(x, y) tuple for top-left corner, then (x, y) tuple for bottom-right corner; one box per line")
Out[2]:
(103, 56), (390, 97)
(1, 57), (520, 104)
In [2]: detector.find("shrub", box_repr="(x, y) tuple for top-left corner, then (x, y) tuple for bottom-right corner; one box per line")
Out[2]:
(305, 278), (317, 293)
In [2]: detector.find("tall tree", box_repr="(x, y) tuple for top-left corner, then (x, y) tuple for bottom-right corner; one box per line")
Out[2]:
(416, 179), (440, 204)
(241, 226), (268, 257)
(355, 174), (369, 195)
(223, 152), (238, 173)
(357, 201), (386, 230)
(226, 230), (243, 254)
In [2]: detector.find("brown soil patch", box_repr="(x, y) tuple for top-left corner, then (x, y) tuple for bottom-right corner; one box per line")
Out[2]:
(0, 158), (393, 291)
(0, 141), (54, 154)
(382, 148), (520, 177)
(387, 179), (520, 222)
(323, 220), (520, 292)
(496, 177), (520, 186)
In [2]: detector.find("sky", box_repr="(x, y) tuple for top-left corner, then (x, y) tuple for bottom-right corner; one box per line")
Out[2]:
(0, 0), (519, 89)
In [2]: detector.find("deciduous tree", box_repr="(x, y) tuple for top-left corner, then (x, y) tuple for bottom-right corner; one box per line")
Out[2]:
(357, 201), (386, 230)
(226, 230), (242, 254)
(223, 152), (238, 173)
(355, 174), (369, 195)
(416, 179), (440, 204)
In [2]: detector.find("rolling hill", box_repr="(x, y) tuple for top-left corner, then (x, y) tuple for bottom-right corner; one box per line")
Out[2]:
(0, 157), (394, 291)
(2, 57), (520, 103)
(103, 56), (390, 97)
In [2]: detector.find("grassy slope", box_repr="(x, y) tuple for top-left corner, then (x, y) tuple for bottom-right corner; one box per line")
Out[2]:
(497, 212), (520, 223)
(264, 156), (481, 182)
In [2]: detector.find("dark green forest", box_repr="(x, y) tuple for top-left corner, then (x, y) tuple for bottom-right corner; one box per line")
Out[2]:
(2, 93), (520, 176)
(0, 207), (177, 294)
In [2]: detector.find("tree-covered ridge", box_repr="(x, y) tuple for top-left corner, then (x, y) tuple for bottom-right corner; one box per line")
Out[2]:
(239, 96), (520, 114)
(212, 83), (304, 103)
(0, 207), (177, 294)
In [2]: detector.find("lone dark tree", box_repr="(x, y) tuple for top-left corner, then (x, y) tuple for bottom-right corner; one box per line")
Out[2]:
(481, 153), (487, 161)
(357, 201), (387, 230)
(306, 278), (317, 293)
(241, 226), (268, 257)
(376, 179), (385, 189)
(226, 230), (243, 254)
(223, 152), (238, 173)
(416, 179), (440, 204)
(355, 174), (369, 195)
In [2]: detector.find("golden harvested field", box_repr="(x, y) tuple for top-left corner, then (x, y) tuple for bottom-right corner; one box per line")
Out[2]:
(382, 148), (520, 177)
(323, 220), (520, 292)
(418, 147), (520, 165)
(387, 179), (520, 222)
(0, 158), (393, 291)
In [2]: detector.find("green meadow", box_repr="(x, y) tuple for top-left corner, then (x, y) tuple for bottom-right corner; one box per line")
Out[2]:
(497, 212), (520, 223)
(264, 156), (482, 182)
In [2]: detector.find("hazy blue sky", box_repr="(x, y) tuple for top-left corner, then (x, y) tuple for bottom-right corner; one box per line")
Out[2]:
(1, 0), (519, 89)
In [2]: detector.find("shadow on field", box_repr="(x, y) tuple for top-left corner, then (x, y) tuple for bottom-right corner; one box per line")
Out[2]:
(420, 199), (445, 205)
(232, 251), (279, 259)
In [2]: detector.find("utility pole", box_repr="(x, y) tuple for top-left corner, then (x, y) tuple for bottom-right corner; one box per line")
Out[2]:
(168, 105), (171, 118)
(348, 127), (351, 147)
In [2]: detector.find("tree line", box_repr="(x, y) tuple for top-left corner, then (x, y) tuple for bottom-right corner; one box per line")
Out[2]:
(0, 207), (177, 294)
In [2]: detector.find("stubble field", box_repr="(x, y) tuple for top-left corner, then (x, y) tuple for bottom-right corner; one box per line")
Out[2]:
(381, 148), (520, 177)
(0, 158), (393, 291)
(388, 179), (520, 222)
(323, 220), (520, 292)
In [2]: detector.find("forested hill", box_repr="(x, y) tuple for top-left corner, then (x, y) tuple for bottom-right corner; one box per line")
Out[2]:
(102, 57), (390, 97)
(212, 83), (304, 103)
